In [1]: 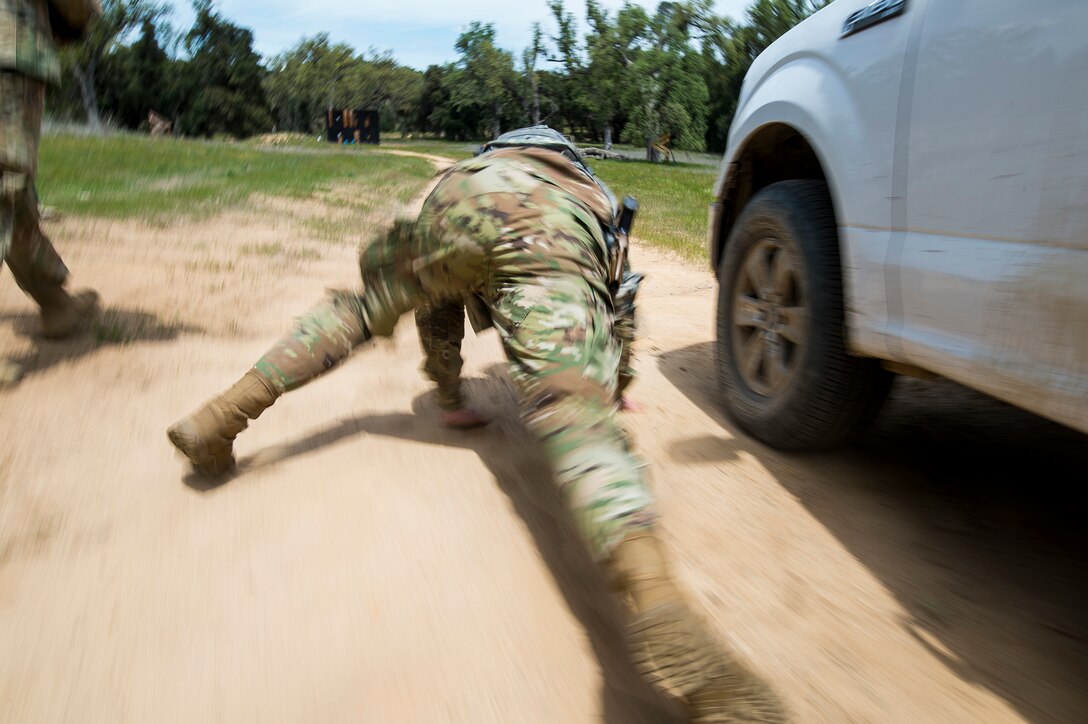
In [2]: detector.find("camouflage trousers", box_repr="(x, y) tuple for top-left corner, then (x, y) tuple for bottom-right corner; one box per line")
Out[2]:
(1, 72), (69, 304)
(413, 298), (635, 411)
(252, 173), (654, 560)
(414, 301), (467, 411)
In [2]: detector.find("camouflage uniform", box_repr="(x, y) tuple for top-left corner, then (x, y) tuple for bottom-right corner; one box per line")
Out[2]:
(414, 291), (635, 412)
(1, 0), (97, 329)
(169, 132), (788, 721)
(1, 1), (62, 288)
(414, 301), (469, 411)
(251, 146), (653, 559)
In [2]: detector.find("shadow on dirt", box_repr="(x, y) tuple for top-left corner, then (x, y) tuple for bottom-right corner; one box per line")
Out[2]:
(1, 305), (202, 382)
(190, 366), (685, 724)
(657, 341), (1088, 724)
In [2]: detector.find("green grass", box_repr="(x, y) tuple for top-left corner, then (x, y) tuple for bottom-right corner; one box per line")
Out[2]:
(590, 159), (717, 261)
(377, 140), (718, 259)
(37, 133), (434, 220)
(380, 138), (478, 160)
(37, 132), (716, 261)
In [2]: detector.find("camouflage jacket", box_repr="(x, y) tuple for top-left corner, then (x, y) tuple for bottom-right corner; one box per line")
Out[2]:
(446, 146), (618, 333)
(0, 0), (98, 83)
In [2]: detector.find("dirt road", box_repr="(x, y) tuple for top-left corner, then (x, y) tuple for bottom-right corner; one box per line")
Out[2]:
(2, 161), (1085, 723)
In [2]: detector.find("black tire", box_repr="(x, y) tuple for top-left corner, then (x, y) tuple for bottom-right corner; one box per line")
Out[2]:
(715, 180), (893, 451)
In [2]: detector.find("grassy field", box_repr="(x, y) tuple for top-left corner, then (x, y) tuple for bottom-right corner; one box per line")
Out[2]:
(38, 132), (716, 261)
(381, 138), (718, 261)
(39, 134), (435, 221)
(590, 159), (716, 261)
(381, 138), (479, 160)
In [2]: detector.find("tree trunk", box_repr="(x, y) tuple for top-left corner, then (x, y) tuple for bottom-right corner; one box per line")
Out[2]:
(491, 102), (501, 139)
(531, 75), (540, 125)
(604, 126), (613, 150)
(72, 56), (102, 129)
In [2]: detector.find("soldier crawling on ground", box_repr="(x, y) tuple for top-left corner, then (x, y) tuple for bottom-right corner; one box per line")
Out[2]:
(168, 126), (787, 722)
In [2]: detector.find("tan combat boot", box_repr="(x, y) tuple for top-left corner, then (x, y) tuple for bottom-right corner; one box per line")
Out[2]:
(38, 287), (99, 339)
(167, 370), (278, 476)
(609, 533), (788, 723)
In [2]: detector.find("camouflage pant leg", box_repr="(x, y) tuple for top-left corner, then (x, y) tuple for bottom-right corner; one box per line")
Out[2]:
(251, 215), (461, 394)
(1, 185), (11, 270)
(1, 72), (67, 296)
(495, 274), (656, 561)
(253, 289), (371, 393)
(615, 307), (636, 397)
(1, 180), (69, 299)
(1, 72), (43, 180)
(414, 301), (466, 410)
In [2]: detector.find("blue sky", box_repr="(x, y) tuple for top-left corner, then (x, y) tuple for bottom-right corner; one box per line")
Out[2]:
(166, 0), (757, 70)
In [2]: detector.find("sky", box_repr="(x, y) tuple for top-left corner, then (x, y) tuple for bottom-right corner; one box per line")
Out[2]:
(166, 0), (757, 70)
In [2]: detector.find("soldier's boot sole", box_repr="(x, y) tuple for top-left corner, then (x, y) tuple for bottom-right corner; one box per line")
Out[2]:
(629, 601), (788, 723)
(40, 288), (99, 339)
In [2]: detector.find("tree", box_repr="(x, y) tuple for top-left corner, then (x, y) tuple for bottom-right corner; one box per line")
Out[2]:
(521, 23), (545, 126)
(445, 22), (520, 139)
(181, 0), (271, 138)
(63, 0), (168, 127)
(415, 64), (450, 134)
(542, 0), (590, 137)
(355, 50), (423, 133)
(620, 2), (710, 152)
(98, 18), (171, 129)
(265, 35), (358, 133)
(264, 36), (422, 136)
(583, 0), (648, 146)
(704, 0), (830, 151)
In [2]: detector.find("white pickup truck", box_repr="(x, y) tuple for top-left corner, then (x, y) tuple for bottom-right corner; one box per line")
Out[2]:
(708, 0), (1088, 450)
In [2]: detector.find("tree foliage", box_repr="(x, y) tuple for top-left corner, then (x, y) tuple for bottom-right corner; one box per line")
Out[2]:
(49, 0), (826, 149)
(96, 20), (169, 128)
(180, 0), (271, 138)
(446, 23), (519, 139)
(61, 0), (168, 127)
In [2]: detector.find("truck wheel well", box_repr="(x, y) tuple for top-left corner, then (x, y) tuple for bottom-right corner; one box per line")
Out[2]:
(713, 124), (829, 268)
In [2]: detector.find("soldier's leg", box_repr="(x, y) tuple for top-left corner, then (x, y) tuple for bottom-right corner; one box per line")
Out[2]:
(415, 301), (490, 428)
(168, 289), (379, 474)
(414, 301), (466, 410)
(0, 73), (97, 338)
(4, 181), (68, 299)
(497, 276), (785, 722)
(170, 176), (522, 471)
(168, 219), (442, 474)
(1, 181), (22, 387)
(6, 181), (99, 337)
(614, 268), (643, 410)
(496, 274), (654, 556)
(616, 307), (636, 399)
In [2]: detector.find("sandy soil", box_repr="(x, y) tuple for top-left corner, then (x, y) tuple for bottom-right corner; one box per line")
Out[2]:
(1, 156), (1085, 723)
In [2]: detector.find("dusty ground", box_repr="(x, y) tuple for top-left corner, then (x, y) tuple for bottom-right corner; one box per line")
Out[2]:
(1, 158), (1085, 723)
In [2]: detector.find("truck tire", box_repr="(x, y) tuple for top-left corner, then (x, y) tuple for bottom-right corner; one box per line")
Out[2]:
(715, 180), (892, 451)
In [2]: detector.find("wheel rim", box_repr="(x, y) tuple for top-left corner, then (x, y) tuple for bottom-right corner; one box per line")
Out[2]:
(730, 237), (808, 397)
